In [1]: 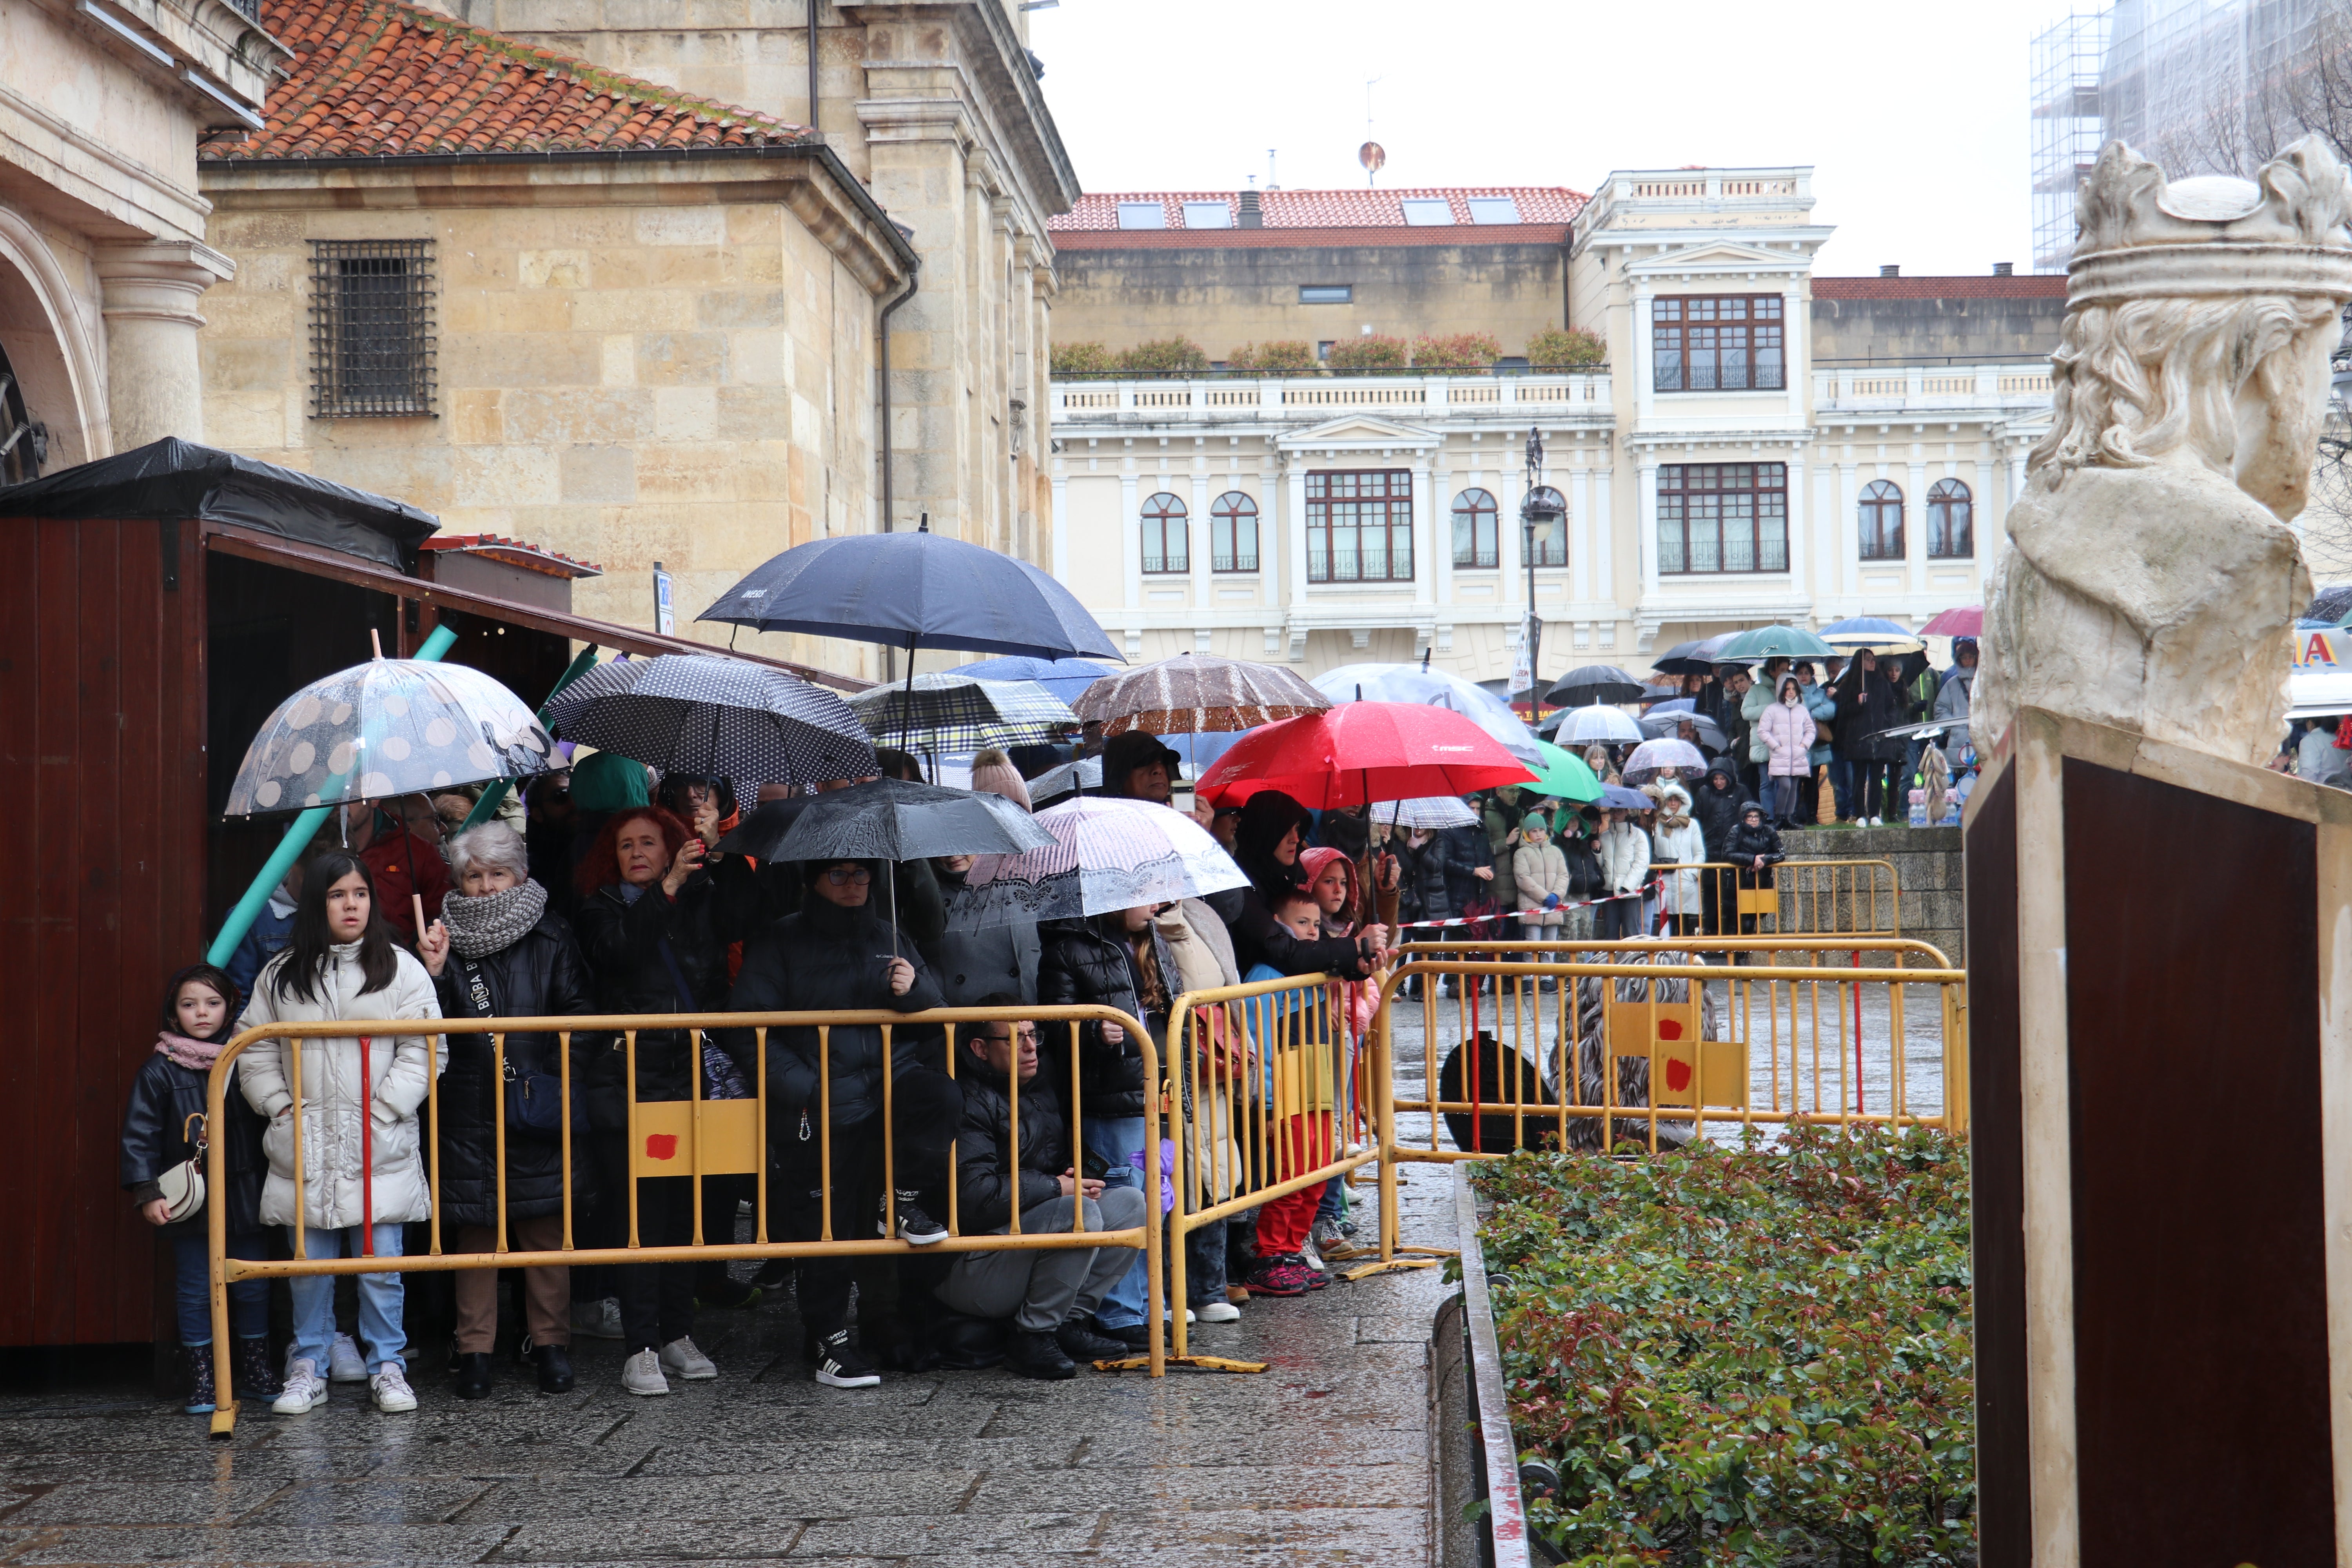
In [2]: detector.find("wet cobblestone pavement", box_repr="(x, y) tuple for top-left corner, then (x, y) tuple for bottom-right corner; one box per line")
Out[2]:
(0, 1036), (1464, 1566)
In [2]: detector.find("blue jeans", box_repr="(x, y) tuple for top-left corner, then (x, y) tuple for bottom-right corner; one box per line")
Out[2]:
(171, 1228), (268, 1345)
(1080, 1115), (1150, 1329)
(287, 1224), (407, 1374)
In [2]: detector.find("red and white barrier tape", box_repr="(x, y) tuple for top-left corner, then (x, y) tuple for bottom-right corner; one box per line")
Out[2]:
(1394, 875), (1668, 931)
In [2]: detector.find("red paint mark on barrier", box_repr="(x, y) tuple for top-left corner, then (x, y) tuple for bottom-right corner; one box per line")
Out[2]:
(1665, 1058), (1693, 1093)
(645, 1133), (679, 1161)
(1657, 1018), (1684, 1040)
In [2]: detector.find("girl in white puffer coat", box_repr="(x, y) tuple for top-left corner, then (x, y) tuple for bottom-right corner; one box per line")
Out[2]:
(237, 848), (443, 1416)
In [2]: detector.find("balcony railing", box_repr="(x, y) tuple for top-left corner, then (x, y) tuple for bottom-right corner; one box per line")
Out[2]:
(1813, 363), (2055, 415)
(1054, 370), (1612, 421)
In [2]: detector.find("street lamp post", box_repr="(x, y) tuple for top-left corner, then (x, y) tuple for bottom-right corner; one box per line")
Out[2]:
(1518, 424), (1563, 718)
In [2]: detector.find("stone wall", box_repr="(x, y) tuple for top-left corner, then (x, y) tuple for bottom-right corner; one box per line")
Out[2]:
(1781, 824), (1965, 965)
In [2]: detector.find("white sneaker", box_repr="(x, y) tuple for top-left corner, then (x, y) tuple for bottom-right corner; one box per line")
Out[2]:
(659, 1336), (717, 1381)
(327, 1333), (368, 1383)
(571, 1298), (624, 1340)
(1297, 1237), (1325, 1272)
(1195, 1300), (1241, 1323)
(622, 1348), (670, 1396)
(273, 1358), (328, 1414)
(1310, 1216), (1348, 1254)
(368, 1366), (417, 1413)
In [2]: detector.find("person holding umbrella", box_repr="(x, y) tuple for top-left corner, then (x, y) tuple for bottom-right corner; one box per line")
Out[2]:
(1594, 804), (1652, 940)
(726, 858), (955, 1391)
(571, 805), (731, 1397)
(1227, 793), (1389, 980)
(1830, 649), (1909, 826)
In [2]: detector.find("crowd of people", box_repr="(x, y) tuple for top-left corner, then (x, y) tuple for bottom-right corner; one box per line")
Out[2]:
(121, 733), (1397, 1419)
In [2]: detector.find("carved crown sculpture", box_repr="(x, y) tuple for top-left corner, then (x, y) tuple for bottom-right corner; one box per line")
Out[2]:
(2068, 134), (2352, 307)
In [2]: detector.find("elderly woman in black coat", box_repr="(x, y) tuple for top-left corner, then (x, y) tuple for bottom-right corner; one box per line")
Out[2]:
(420, 822), (596, 1400)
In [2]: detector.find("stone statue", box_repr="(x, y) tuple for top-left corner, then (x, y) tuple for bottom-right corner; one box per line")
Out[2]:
(1976, 136), (2352, 766)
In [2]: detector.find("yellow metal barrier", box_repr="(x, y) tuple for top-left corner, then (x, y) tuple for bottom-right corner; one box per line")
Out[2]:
(1372, 944), (1967, 1256)
(1644, 859), (1902, 942)
(202, 1003), (1161, 1434)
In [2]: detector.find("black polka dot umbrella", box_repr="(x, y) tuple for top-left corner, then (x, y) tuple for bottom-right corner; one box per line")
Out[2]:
(222, 659), (557, 816)
(544, 653), (877, 791)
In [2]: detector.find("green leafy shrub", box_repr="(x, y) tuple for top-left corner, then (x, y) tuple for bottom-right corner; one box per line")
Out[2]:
(1050, 341), (1116, 376)
(1227, 340), (1320, 372)
(1412, 332), (1503, 369)
(1474, 1123), (1974, 1566)
(1527, 327), (1607, 367)
(1325, 334), (1412, 372)
(1117, 337), (1210, 373)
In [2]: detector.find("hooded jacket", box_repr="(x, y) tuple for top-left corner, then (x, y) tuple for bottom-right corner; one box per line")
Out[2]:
(1759, 684), (1815, 777)
(1831, 659), (1908, 762)
(1392, 831), (1453, 924)
(1597, 816), (1651, 899)
(1933, 657), (1978, 756)
(1229, 791), (1372, 978)
(572, 873), (729, 1120)
(728, 884), (945, 1129)
(236, 943), (445, 1230)
(1690, 765), (1745, 858)
(1510, 833), (1571, 928)
(1035, 916), (1149, 1118)
(1645, 782), (1710, 917)
(1802, 680), (1838, 766)
(1727, 809), (1786, 886)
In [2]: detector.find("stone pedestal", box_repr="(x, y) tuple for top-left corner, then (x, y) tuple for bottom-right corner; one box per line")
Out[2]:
(1965, 706), (2352, 1567)
(95, 240), (231, 450)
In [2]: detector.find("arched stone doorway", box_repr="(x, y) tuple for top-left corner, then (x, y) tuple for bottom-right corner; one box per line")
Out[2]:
(0, 212), (107, 474)
(0, 337), (47, 484)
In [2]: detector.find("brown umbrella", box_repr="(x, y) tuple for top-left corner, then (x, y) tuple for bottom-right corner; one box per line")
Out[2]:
(1074, 652), (1332, 735)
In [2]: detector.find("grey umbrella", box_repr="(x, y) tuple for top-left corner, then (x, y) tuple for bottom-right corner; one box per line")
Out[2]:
(545, 653), (876, 791)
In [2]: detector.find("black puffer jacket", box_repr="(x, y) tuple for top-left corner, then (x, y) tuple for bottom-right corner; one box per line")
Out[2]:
(1035, 918), (1146, 1118)
(1559, 833), (1605, 899)
(1726, 811), (1785, 887)
(1319, 808), (1370, 862)
(119, 1054), (269, 1235)
(729, 886), (944, 1130)
(429, 907), (599, 1225)
(573, 874), (730, 1123)
(1690, 768), (1746, 860)
(1831, 661), (1908, 763)
(950, 1056), (1069, 1233)
(1393, 833), (1453, 924)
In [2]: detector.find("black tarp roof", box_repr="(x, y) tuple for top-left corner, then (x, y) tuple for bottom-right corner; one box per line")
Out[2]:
(0, 437), (437, 568)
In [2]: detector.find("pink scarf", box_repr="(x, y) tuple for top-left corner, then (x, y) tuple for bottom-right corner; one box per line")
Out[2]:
(155, 1031), (222, 1072)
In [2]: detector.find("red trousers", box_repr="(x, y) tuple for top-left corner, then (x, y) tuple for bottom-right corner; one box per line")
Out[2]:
(1256, 1112), (1335, 1257)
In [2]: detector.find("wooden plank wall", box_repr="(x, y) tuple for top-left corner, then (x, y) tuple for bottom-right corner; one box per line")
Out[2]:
(0, 517), (205, 1346)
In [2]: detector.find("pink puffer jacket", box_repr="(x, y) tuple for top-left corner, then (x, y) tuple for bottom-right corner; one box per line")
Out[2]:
(1758, 695), (1815, 778)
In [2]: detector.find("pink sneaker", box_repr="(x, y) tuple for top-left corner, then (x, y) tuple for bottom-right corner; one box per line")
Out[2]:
(1243, 1256), (1315, 1297)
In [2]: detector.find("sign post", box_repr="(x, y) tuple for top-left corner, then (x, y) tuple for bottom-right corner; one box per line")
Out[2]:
(653, 561), (675, 636)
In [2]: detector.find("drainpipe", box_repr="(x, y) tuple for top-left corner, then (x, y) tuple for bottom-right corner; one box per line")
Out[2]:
(879, 261), (920, 534)
(806, 0), (820, 133)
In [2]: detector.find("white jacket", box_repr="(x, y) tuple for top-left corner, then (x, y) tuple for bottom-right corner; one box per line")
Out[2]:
(1650, 809), (1710, 921)
(237, 942), (445, 1230)
(1597, 820), (1651, 898)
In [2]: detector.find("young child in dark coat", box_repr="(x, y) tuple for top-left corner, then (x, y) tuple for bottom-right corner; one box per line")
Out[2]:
(118, 963), (279, 1415)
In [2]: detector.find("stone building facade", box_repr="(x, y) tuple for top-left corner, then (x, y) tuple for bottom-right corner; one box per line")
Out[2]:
(1049, 167), (2066, 681)
(0, 0), (283, 477)
(411, 0), (1077, 569)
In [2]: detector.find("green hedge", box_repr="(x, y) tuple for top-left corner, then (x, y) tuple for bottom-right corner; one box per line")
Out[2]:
(1474, 1125), (1974, 1566)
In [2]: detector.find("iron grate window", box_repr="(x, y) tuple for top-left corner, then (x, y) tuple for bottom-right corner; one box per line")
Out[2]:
(310, 240), (437, 418)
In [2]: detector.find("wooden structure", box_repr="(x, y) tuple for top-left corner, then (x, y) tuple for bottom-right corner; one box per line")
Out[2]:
(0, 440), (857, 1348)
(1966, 706), (2352, 1567)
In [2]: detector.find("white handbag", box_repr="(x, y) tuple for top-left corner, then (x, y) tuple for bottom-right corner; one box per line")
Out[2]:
(154, 1112), (206, 1223)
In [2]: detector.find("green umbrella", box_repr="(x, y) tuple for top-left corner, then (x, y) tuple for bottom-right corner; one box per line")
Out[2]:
(1713, 624), (1839, 662)
(1523, 739), (1603, 801)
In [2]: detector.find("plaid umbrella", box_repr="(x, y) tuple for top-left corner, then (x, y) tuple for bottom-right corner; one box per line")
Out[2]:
(848, 673), (1076, 753)
(1372, 796), (1480, 829)
(1074, 652), (1329, 735)
(544, 654), (875, 791)
(224, 658), (557, 816)
(946, 797), (1249, 929)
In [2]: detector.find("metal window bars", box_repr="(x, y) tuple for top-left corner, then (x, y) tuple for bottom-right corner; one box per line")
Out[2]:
(310, 240), (437, 418)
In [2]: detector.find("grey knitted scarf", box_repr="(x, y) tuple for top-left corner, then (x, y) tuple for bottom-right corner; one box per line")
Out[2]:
(440, 878), (548, 958)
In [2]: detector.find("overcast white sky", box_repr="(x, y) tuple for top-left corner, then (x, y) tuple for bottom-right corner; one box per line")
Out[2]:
(1027, 0), (2066, 278)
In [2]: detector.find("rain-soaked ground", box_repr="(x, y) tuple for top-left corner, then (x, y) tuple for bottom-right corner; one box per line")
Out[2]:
(0, 973), (1942, 1566)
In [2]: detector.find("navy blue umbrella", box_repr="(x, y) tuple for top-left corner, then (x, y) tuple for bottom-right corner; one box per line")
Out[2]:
(697, 517), (1122, 663)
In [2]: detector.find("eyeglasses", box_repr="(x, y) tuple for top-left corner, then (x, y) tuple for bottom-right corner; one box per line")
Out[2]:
(976, 1026), (1039, 1044)
(824, 866), (873, 886)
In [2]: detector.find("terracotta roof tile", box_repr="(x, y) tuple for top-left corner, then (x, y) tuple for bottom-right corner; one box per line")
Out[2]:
(1049, 185), (1587, 234)
(201, 0), (810, 161)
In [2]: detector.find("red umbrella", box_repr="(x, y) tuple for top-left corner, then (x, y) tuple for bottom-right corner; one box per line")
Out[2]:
(1197, 701), (1536, 808)
(1920, 606), (1982, 638)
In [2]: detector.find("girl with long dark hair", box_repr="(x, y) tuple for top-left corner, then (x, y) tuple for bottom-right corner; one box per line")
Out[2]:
(236, 849), (443, 1417)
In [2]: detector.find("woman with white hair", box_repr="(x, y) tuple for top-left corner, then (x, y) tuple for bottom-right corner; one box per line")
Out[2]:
(418, 821), (597, 1401)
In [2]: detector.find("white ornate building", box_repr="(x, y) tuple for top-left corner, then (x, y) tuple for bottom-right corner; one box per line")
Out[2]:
(1046, 166), (2063, 679)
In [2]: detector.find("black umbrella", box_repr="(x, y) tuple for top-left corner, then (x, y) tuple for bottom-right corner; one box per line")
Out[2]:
(720, 778), (1054, 956)
(1543, 664), (1646, 706)
(1650, 632), (1741, 675)
(544, 654), (877, 791)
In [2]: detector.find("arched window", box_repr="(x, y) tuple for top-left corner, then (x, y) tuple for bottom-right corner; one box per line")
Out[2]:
(1525, 486), (1569, 566)
(1211, 492), (1258, 572)
(1140, 492), (1188, 573)
(1450, 488), (1498, 568)
(1858, 479), (1904, 561)
(1927, 477), (1972, 559)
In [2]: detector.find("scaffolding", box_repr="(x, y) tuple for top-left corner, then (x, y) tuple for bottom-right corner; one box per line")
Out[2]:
(2032, 8), (2112, 272)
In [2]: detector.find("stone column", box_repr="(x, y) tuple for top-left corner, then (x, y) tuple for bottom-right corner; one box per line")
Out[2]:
(1572, 462), (1593, 609)
(1412, 457), (1435, 609)
(1432, 452), (1454, 609)
(1189, 463), (1213, 612)
(1838, 461), (1860, 600)
(96, 241), (232, 450)
(1785, 453), (1808, 602)
(1286, 462), (1309, 613)
(1050, 467), (1069, 579)
(1906, 453), (1930, 597)
(1635, 454), (1661, 606)
(1593, 462), (1615, 634)
(1975, 454), (1996, 564)
(1120, 466), (1140, 610)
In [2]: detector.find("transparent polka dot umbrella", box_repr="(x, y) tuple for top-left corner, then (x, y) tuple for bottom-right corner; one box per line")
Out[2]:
(221, 657), (558, 816)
